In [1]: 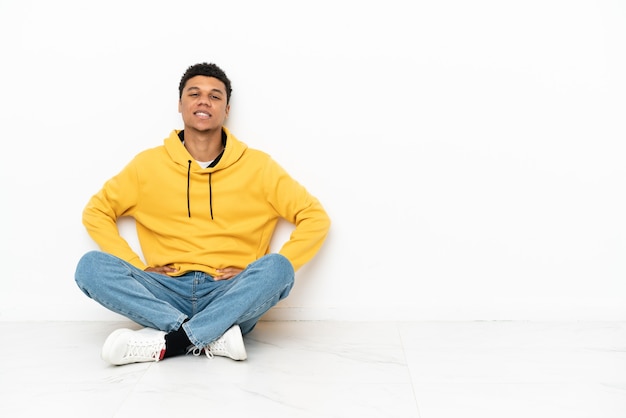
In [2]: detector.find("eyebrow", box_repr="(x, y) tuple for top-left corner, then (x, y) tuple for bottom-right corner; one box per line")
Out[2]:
(186, 86), (224, 95)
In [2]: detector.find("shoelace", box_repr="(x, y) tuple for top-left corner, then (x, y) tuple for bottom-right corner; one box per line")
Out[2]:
(125, 340), (165, 360)
(186, 346), (215, 359)
(205, 338), (229, 358)
(186, 336), (227, 359)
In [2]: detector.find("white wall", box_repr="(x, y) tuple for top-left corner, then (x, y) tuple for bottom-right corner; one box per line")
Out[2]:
(1, 0), (625, 321)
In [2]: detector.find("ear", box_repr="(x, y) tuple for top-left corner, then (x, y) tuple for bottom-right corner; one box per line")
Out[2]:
(178, 100), (182, 113)
(225, 103), (230, 118)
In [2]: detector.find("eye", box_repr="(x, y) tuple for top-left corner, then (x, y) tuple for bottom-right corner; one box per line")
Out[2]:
(211, 95), (222, 101)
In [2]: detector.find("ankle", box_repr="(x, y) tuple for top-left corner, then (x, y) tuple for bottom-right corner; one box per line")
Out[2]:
(163, 323), (192, 358)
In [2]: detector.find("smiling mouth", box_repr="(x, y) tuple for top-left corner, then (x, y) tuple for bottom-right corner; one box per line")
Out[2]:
(194, 111), (210, 119)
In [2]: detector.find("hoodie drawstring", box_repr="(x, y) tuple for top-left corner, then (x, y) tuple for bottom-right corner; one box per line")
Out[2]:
(209, 173), (213, 220)
(208, 173), (214, 220)
(187, 160), (214, 220)
(187, 160), (192, 217)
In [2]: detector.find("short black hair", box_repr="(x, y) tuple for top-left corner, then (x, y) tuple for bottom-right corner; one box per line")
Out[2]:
(178, 62), (232, 103)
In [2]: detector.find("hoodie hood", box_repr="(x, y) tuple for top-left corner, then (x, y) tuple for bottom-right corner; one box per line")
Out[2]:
(163, 127), (248, 218)
(164, 126), (247, 173)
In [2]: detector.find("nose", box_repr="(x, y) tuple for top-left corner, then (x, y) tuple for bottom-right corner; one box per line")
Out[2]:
(199, 94), (213, 107)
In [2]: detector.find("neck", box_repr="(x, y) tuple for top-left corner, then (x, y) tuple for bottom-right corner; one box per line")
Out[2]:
(183, 128), (223, 161)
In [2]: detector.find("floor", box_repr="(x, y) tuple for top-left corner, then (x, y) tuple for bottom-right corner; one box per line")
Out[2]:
(1, 321), (625, 417)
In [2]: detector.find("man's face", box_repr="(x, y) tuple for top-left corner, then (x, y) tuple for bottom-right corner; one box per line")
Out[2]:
(178, 75), (230, 133)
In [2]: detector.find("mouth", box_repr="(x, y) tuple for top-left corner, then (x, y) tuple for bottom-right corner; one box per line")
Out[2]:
(194, 111), (211, 119)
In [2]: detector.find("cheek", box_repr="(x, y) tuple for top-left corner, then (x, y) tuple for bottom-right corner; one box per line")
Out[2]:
(181, 106), (193, 118)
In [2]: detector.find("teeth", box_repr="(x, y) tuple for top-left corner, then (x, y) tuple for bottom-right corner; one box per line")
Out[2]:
(196, 112), (209, 118)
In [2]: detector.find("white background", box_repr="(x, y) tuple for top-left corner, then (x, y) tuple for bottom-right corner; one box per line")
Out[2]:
(0, 0), (624, 321)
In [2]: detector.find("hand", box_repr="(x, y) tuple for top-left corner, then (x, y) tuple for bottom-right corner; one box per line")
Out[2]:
(213, 267), (243, 281)
(144, 265), (179, 276)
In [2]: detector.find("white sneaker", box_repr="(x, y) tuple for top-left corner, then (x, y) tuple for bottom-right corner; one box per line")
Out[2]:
(101, 328), (166, 365)
(205, 325), (247, 360)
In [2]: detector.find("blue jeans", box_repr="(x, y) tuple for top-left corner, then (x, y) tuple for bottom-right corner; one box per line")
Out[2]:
(74, 251), (294, 348)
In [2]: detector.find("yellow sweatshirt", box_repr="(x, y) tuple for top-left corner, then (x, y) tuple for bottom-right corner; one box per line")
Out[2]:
(83, 128), (330, 275)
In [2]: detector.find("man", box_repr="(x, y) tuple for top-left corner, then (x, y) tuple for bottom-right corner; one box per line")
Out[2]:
(75, 62), (330, 366)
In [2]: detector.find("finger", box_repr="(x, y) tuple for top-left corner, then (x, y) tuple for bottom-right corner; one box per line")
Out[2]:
(214, 272), (235, 281)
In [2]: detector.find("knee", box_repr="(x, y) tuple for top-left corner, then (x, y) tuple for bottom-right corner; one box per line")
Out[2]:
(259, 253), (295, 289)
(247, 253), (293, 282)
(268, 252), (294, 271)
(74, 250), (106, 290)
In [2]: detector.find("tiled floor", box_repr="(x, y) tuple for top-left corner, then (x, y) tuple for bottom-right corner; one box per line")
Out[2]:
(1, 320), (625, 417)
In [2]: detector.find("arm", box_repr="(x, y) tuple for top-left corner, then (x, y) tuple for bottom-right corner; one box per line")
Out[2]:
(265, 160), (331, 271)
(82, 161), (147, 270)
